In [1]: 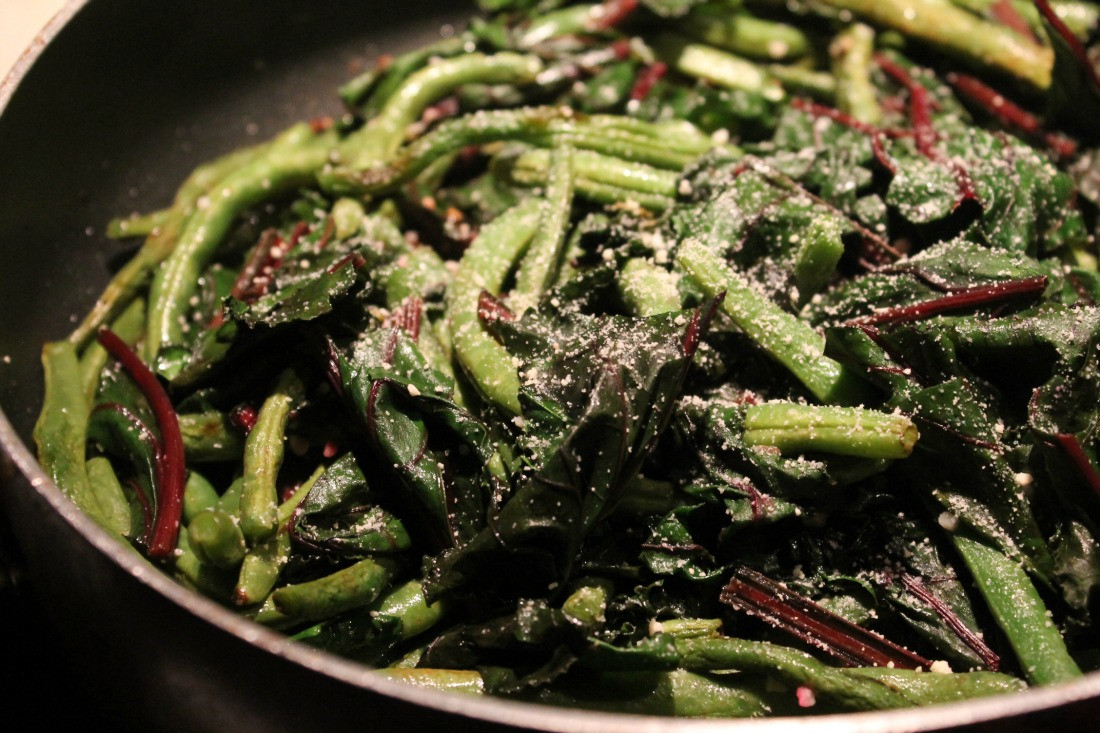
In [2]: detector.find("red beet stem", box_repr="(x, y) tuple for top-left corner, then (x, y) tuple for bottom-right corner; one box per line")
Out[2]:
(477, 291), (517, 325)
(630, 61), (668, 101)
(1054, 433), (1100, 500)
(947, 72), (1078, 158)
(991, 0), (1039, 42)
(875, 55), (979, 205)
(97, 328), (185, 559)
(899, 573), (1000, 670)
(589, 0), (638, 31)
(721, 566), (933, 669)
(847, 275), (1048, 327)
(875, 54), (937, 157)
(1035, 0), (1100, 93)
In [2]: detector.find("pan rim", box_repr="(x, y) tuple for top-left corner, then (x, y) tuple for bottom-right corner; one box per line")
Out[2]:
(2, 2), (1099, 730)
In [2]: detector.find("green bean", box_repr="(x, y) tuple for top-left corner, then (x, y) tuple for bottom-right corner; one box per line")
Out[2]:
(178, 411), (245, 464)
(272, 556), (402, 623)
(188, 507), (247, 569)
(678, 7), (811, 61)
(674, 636), (1025, 710)
(510, 168), (675, 212)
(106, 209), (173, 240)
(619, 258), (682, 316)
(653, 34), (785, 101)
(519, 3), (605, 47)
(816, 0), (1053, 88)
(336, 107), (720, 196)
(176, 526), (237, 600)
(652, 617), (723, 639)
(146, 124), (338, 374)
(276, 464), (325, 529)
(234, 531), (291, 606)
(182, 469), (220, 524)
(370, 579), (448, 642)
(507, 147), (680, 201)
(743, 403), (919, 459)
(766, 63), (838, 101)
(330, 198), (366, 240)
(239, 369), (304, 545)
(830, 23), (882, 126)
(446, 199), (543, 415)
(218, 475), (244, 515)
(252, 596), (294, 629)
(331, 53), (544, 175)
(84, 455), (135, 538)
(343, 36), (471, 115)
(511, 144), (576, 314)
(374, 668), (485, 695)
(793, 215), (846, 306)
(71, 142), (268, 351)
(288, 577), (447, 654)
(954, 535), (1082, 685)
(535, 668), (775, 717)
(78, 296), (145, 407)
(677, 240), (873, 405)
(232, 466), (318, 606)
(950, 0), (1099, 39)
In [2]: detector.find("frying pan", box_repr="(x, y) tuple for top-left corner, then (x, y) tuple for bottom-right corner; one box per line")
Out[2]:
(2, 2), (1099, 731)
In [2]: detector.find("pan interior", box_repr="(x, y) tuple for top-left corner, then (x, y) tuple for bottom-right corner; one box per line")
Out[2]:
(2, 3), (1100, 733)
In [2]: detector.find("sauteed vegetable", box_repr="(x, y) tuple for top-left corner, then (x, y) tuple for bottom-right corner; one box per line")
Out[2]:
(35, 0), (1100, 716)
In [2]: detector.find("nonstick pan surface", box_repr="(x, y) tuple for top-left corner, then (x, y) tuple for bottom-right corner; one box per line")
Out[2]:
(2, 2), (1099, 731)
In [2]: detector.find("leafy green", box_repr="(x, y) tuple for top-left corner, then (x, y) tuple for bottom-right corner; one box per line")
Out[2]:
(334, 327), (501, 550)
(424, 304), (713, 601)
(293, 454), (412, 554)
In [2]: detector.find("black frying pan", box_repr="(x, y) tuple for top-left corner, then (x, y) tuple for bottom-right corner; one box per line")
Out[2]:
(2, 2), (1100, 731)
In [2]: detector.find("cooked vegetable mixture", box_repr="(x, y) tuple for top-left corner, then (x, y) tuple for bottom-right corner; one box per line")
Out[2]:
(35, 0), (1100, 717)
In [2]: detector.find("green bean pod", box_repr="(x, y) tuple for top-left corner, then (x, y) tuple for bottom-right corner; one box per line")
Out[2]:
(336, 107), (720, 196)
(188, 507), (247, 569)
(272, 556), (402, 623)
(677, 241), (872, 405)
(330, 52), (545, 175)
(817, 0), (1053, 88)
(506, 147), (680, 206)
(653, 34), (785, 101)
(234, 531), (291, 606)
(830, 23), (882, 126)
(743, 403), (919, 459)
(239, 369), (304, 545)
(511, 143), (576, 314)
(793, 215), (846, 305)
(182, 469), (220, 524)
(619, 258), (682, 316)
(446, 198), (543, 415)
(146, 124), (338, 374)
(674, 636), (1025, 710)
(374, 668), (485, 695)
(954, 535), (1082, 685)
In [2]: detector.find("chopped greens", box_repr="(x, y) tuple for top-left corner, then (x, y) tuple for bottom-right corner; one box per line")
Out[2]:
(36, 0), (1100, 719)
